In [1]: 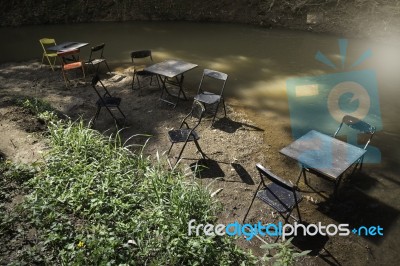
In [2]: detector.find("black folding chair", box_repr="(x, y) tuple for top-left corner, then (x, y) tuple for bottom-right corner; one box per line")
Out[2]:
(194, 69), (228, 126)
(167, 100), (206, 166)
(333, 115), (376, 170)
(91, 75), (126, 127)
(85, 43), (111, 74)
(243, 164), (302, 224)
(130, 50), (160, 94)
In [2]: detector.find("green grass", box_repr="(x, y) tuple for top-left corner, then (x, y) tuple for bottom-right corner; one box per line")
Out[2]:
(15, 96), (55, 115)
(2, 115), (255, 265)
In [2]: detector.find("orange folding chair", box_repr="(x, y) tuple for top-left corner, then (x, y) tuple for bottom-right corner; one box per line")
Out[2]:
(57, 49), (86, 87)
(39, 38), (58, 71)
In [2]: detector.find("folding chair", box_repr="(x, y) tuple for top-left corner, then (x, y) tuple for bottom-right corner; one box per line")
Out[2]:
(85, 43), (111, 74)
(194, 69), (228, 126)
(57, 49), (85, 87)
(39, 38), (58, 71)
(130, 50), (160, 94)
(91, 75), (126, 127)
(243, 164), (302, 224)
(333, 115), (376, 170)
(167, 100), (206, 166)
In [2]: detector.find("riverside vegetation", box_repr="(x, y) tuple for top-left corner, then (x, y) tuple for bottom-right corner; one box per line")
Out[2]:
(1, 98), (253, 265)
(0, 98), (309, 265)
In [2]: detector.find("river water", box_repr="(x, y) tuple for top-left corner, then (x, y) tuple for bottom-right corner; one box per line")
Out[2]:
(1, 21), (400, 263)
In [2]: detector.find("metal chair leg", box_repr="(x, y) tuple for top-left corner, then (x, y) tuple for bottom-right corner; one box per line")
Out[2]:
(92, 106), (101, 125)
(242, 180), (263, 223)
(81, 65), (86, 78)
(211, 102), (221, 126)
(95, 63), (101, 74)
(222, 98), (227, 117)
(175, 141), (189, 165)
(167, 143), (174, 155)
(132, 75), (143, 95)
(194, 140), (206, 159)
(131, 74), (137, 90)
(61, 69), (69, 87)
(104, 61), (111, 73)
(116, 107), (126, 120)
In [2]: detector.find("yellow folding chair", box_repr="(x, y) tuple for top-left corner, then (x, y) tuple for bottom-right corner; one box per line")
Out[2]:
(39, 38), (58, 71)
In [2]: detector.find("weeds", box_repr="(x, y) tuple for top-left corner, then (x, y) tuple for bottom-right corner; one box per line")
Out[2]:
(0, 159), (38, 264)
(261, 237), (310, 266)
(15, 96), (58, 122)
(2, 115), (254, 265)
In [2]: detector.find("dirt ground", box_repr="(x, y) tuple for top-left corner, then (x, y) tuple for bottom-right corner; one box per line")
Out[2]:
(0, 61), (395, 265)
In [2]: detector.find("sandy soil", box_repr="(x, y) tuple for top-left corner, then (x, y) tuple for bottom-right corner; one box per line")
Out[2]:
(0, 61), (393, 265)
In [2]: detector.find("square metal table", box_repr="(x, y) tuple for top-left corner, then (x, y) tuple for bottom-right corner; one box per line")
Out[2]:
(47, 41), (89, 53)
(144, 59), (198, 107)
(280, 130), (366, 193)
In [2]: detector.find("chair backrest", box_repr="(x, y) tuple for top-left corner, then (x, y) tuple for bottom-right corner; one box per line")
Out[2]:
(91, 75), (111, 99)
(197, 69), (228, 96)
(180, 100), (206, 130)
(130, 50), (153, 72)
(89, 43), (106, 60)
(39, 38), (56, 52)
(130, 50), (152, 60)
(256, 163), (294, 191)
(333, 115), (376, 149)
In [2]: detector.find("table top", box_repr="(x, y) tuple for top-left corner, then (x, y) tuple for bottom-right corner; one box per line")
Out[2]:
(144, 59), (198, 78)
(280, 130), (366, 179)
(47, 42), (89, 52)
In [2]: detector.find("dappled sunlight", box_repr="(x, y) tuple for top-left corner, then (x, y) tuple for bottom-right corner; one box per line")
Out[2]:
(233, 76), (289, 116)
(153, 50), (177, 61)
(238, 77), (287, 99)
(233, 66), (331, 112)
(1, 21), (400, 266)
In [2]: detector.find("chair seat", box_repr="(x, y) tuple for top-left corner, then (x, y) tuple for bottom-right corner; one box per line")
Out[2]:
(256, 183), (302, 213)
(136, 70), (155, 76)
(63, 62), (83, 70)
(96, 97), (121, 107)
(44, 52), (58, 57)
(194, 92), (221, 105)
(168, 129), (199, 143)
(86, 58), (106, 65)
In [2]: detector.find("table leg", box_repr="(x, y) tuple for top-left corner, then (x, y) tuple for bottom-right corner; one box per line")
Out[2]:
(177, 74), (187, 100)
(302, 167), (308, 185)
(333, 174), (343, 197)
(159, 74), (188, 108)
(295, 168), (303, 185)
(159, 75), (178, 107)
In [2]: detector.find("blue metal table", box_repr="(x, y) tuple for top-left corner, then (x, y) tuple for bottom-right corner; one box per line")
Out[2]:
(280, 130), (366, 194)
